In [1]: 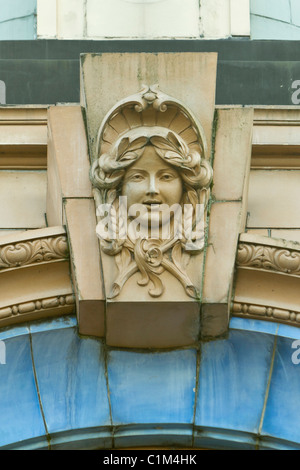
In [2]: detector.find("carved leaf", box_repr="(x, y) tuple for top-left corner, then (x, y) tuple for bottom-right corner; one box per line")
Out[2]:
(41, 237), (69, 261)
(117, 137), (130, 156)
(150, 135), (176, 151)
(0, 236), (69, 270)
(115, 247), (132, 272)
(126, 137), (148, 152)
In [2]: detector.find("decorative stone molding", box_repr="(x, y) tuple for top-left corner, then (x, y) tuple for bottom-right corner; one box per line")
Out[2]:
(237, 243), (300, 276)
(233, 233), (300, 327)
(0, 235), (69, 270)
(46, 105), (105, 339)
(232, 302), (300, 325)
(0, 295), (75, 322)
(78, 52), (253, 347)
(251, 108), (300, 170)
(0, 107), (48, 169)
(0, 227), (75, 328)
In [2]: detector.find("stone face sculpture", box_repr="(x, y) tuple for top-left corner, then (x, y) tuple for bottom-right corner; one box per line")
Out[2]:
(90, 85), (213, 300)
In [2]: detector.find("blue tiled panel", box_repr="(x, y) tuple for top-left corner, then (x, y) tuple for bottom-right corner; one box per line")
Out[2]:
(0, 0), (36, 22)
(261, 335), (300, 447)
(0, 0), (36, 40)
(291, 0), (300, 26)
(3, 313), (300, 450)
(230, 317), (279, 336)
(277, 323), (300, 341)
(251, 15), (300, 40)
(0, 16), (36, 40)
(250, 0), (291, 23)
(0, 327), (46, 448)
(250, 0), (300, 40)
(30, 318), (111, 446)
(195, 329), (275, 436)
(107, 349), (197, 425)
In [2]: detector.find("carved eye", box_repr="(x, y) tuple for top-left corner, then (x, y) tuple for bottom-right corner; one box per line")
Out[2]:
(129, 173), (145, 182)
(160, 173), (176, 181)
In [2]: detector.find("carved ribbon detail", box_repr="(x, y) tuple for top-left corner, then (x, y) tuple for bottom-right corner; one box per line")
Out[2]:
(110, 237), (198, 299)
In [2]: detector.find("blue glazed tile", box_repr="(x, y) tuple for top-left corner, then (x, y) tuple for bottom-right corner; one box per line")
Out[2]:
(29, 315), (77, 334)
(0, 324), (29, 342)
(30, 325), (111, 437)
(277, 323), (300, 341)
(0, 15), (36, 40)
(250, 0), (291, 23)
(230, 317), (279, 337)
(259, 436), (300, 450)
(0, 436), (49, 450)
(261, 336), (300, 445)
(251, 15), (300, 40)
(0, 0), (37, 23)
(194, 427), (257, 450)
(0, 333), (47, 448)
(49, 428), (113, 450)
(196, 329), (275, 434)
(107, 349), (197, 426)
(114, 424), (193, 449)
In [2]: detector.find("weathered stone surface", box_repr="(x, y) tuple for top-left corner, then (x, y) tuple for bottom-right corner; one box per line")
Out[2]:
(0, 227), (74, 328)
(64, 198), (105, 338)
(47, 105), (105, 338)
(80, 52), (218, 162)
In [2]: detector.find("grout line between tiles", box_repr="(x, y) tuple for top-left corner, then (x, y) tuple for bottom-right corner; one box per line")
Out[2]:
(256, 324), (279, 448)
(28, 326), (51, 450)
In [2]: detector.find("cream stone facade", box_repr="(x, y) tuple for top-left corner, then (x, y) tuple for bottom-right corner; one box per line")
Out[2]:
(1, 51), (300, 449)
(36, 0), (250, 39)
(2, 0), (300, 453)
(1, 94), (300, 336)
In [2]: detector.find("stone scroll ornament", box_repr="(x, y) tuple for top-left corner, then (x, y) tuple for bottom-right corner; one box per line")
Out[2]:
(90, 85), (213, 299)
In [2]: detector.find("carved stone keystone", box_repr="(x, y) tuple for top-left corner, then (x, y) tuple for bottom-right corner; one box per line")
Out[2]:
(89, 83), (213, 348)
(78, 52), (253, 347)
(44, 52), (254, 347)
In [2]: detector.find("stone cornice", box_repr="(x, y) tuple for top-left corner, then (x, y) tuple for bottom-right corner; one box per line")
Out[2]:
(233, 233), (300, 327)
(0, 231), (69, 271)
(0, 227), (74, 329)
(232, 302), (300, 325)
(252, 108), (300, 169)
(0, 107), (48, 169)
(236, 235), (300, 276)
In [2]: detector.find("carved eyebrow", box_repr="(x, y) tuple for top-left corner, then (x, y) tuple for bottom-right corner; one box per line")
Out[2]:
(125, 168), (147, 176)
(123, 169), (148, 181)
(157, 168), (179, 176)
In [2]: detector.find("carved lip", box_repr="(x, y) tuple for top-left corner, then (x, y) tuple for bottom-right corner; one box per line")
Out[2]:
(143, 201), (163, 209)
(143, 202), (162, 213)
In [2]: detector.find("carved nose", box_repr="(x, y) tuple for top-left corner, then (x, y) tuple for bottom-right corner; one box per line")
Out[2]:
(146, 175), (159, 196)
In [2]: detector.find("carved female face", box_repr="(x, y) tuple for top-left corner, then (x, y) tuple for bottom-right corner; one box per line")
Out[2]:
(121, 145), (183, 227)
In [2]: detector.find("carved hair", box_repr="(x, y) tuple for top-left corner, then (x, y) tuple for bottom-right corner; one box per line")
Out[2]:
(91, 126), (213, 260)
(91, 126), (213, 206)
